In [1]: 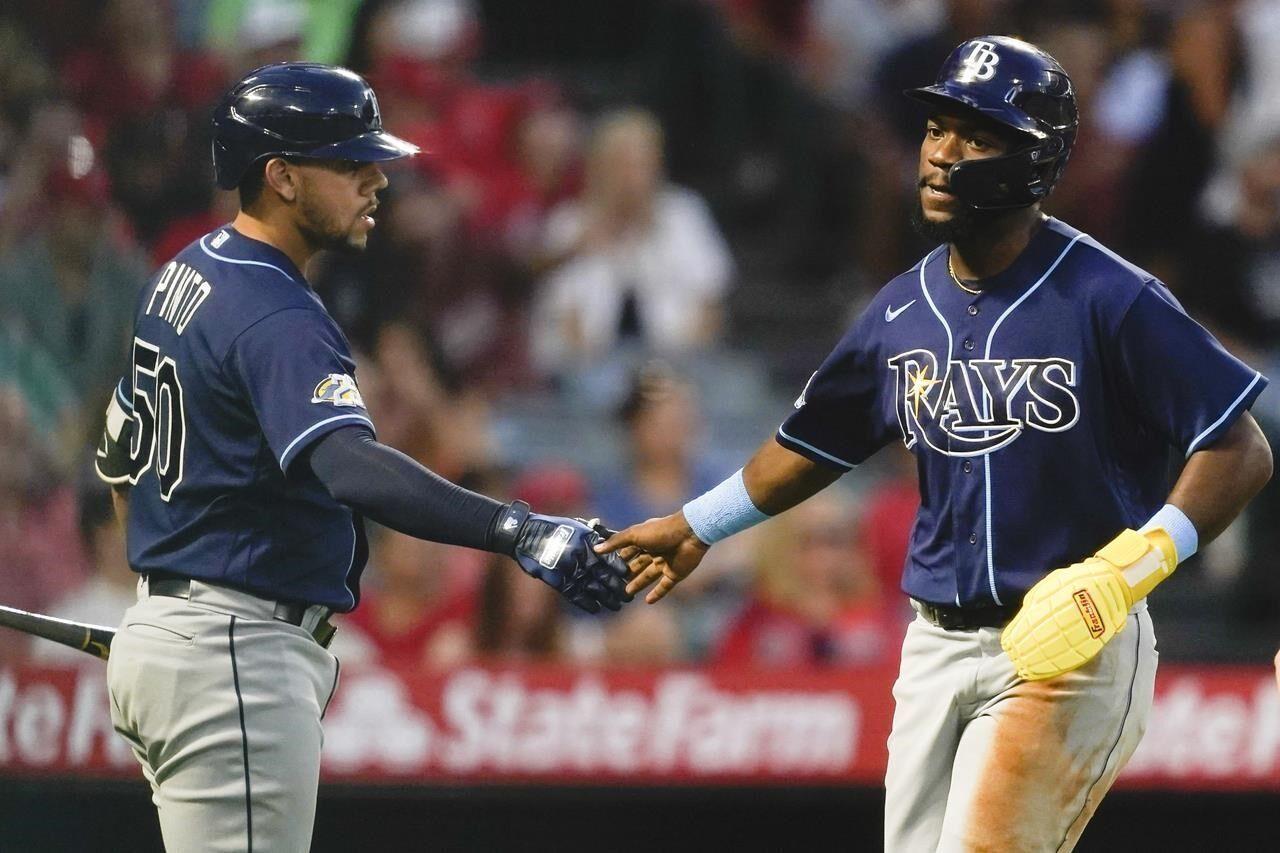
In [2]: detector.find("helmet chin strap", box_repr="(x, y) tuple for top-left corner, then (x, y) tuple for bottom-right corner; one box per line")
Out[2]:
(948, 143), (1059, 210)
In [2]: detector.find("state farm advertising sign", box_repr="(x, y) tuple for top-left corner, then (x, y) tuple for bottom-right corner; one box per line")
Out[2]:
(1, 663), (1277, 789)
(320, 667), (886, 783)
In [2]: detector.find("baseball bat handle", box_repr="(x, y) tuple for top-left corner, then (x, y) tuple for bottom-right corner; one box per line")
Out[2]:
(0, 604), (116, 661)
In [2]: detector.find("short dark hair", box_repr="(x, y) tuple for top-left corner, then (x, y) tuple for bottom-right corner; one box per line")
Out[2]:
(237, 158), (270, 210)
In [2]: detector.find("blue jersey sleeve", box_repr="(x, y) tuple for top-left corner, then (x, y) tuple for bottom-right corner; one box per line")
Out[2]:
(226, 307), (375, 474)
(1113, 283), (1267, 456)
(777, 306), (895, 469)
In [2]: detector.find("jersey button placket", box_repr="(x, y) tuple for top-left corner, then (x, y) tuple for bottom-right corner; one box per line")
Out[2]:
(962, 338), (975, 351)
(962, 460), (972, 473)
(967, 304), (979, 316)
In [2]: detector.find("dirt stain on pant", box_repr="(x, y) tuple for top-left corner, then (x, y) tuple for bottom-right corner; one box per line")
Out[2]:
(960, 679), (1104, 853)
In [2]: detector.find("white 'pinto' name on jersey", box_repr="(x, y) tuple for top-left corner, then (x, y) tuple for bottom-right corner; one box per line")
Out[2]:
(144, 261), (212, 335)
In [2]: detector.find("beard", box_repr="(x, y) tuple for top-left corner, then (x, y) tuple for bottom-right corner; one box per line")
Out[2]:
(909, 194), (993, 244)
(298, 191), (368, 255)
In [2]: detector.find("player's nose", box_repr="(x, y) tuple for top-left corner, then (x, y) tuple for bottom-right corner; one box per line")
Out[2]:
(927, 139), (960, 170)
(926, 130), (963, 168)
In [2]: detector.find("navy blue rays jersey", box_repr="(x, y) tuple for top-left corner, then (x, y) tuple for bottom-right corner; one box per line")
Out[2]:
(780, 217), (1267, 608)
(116, 227), (373, 610)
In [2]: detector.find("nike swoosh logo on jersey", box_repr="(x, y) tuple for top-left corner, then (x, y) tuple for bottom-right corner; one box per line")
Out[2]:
(885, 300), (917, 322)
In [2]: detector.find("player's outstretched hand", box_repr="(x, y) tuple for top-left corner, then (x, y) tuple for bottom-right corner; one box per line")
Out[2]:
(501, 503), (633, 613)
(594, 511), (709, 604)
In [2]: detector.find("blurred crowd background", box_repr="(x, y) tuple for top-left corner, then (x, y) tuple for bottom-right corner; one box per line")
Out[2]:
(2, 0), (1278, 673)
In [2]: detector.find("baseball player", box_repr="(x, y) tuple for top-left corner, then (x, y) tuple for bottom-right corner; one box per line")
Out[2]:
(599, 36), (1273, 851)
(93, 63), (631, 852)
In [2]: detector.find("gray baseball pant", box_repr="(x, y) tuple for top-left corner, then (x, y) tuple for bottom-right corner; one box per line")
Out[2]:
(883, 602), (1157, 852)
(107, 578), (340, 852)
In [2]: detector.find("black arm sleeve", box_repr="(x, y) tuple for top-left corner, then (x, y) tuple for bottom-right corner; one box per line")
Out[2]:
(306, 425), (506, 552)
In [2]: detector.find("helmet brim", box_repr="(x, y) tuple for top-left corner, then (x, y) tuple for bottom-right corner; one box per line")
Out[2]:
(905, 84), (1045, 140)
(304, 130), (421, 163)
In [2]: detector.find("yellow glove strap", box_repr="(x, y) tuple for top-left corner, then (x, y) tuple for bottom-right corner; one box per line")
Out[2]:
(1096, 528), (1178, 605)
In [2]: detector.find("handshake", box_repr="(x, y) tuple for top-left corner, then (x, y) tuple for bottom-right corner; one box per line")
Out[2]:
(495, 502), (703, 614)
(492, 501), (634, 614)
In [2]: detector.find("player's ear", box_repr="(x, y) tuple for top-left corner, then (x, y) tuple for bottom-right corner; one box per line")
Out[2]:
(262, 156), (300, 204)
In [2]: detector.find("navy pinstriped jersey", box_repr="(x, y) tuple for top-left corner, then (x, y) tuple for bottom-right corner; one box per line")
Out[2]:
(779, 217), (1267, 608)
(117, 227), (373, 610)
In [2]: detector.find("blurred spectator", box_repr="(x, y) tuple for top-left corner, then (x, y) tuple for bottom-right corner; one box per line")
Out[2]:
(715, 488), (897, 668)
(0, 102), (81, 254)
(587, 364), (748, 662)
(103, 110), (220, 248)
(531, 109), (733, 377)
(0, 323), (78, 442)
(1186, 131), (1280, 348)
(0, 16), (56, 197)
(349, 0), (480, 74)
(1027, 13), (1133, 242)
(356, 322), (494, 481)
(1021, 4), (1175, 246)
(61, 0), (226, 143)
(342, 525), (481, 671)
(803, 0), (941, 112)
(1121, 0), (1239, 275)
(203, 0), (366, 67)
(0, 134), (149, 421)
(593, 363), (725, 527)
(0, 387), (84, 633)
(28, 478), (136, 666)
(472, 92), (583, 257)
(1205, 0), (1280, 179)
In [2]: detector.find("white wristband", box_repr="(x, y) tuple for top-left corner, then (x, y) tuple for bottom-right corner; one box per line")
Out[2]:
(1140, 504), (1198, 564)
(682, 469), (770, 545)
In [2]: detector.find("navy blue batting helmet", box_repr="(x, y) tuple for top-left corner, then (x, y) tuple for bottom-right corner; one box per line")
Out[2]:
(906, 36), (1078, 210)
(212, 62), (419, 190)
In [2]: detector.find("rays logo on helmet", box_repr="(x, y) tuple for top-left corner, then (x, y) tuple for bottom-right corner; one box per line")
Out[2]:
(958, 41), (1000, 83)
(311, 373), (365, 408)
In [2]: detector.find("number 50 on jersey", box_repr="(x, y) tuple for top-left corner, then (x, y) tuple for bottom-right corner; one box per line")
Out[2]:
(129, 336), (187, 501)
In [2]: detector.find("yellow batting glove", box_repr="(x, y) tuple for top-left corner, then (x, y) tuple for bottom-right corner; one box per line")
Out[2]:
(1001, 528), (1178, 681)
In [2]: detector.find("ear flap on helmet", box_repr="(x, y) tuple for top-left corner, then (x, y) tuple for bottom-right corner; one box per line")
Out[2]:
(948, 141), (1063, 210)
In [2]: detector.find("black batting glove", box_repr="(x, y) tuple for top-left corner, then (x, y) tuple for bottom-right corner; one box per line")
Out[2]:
(490, 501), (633, 613)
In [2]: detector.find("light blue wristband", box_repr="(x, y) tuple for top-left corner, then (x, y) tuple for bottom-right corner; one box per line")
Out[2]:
(1139, 504), (1198, 564)
(682, 469), (770, 545)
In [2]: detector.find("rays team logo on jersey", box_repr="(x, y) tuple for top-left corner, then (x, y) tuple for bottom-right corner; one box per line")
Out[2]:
(957, 41), (1000, 82)
(887, 349), (1079, 456)
(311, 373), (365, 408)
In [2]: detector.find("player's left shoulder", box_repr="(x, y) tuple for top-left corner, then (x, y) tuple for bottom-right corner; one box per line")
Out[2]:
(1046, 218), (1160, 306)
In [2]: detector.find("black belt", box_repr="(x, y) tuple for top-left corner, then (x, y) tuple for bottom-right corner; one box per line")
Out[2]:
(145, 571), (336, 648)
(912, 598), (1019, 631)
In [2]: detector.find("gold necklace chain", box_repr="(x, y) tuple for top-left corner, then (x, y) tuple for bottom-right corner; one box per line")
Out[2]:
(948, 254), (982, 295)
